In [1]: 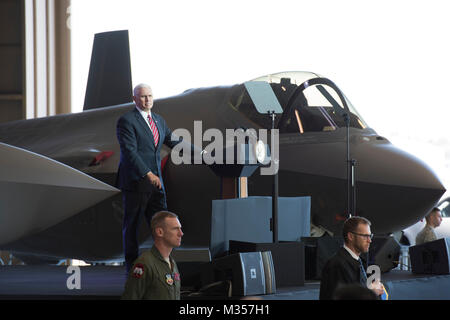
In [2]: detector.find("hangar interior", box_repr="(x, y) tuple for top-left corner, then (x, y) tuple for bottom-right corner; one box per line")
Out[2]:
(1, 0), (450, 301)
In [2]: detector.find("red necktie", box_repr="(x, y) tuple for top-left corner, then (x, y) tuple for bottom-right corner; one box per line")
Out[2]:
(147, 114), (159, 147)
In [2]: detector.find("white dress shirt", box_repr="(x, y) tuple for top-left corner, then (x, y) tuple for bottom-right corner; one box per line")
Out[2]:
(136, 106), (154, 131)
(343, 244), (360, 261)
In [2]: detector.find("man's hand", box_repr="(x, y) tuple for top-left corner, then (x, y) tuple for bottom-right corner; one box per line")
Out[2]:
(146, 172), (162, 189)
(368, 280), (385, 296)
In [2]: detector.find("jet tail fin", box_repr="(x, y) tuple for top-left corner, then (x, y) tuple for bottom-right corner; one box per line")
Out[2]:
(83, 30), (133, 111)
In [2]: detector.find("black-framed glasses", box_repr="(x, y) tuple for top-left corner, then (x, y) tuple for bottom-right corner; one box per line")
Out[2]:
(350, 231), (373, 240)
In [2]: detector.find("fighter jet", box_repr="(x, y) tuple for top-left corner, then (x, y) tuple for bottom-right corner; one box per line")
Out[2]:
(0, 30), (445, 263)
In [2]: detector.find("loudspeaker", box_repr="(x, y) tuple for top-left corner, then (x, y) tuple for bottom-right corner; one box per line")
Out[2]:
(172, 247), (211, 290)
(261, 251), (276, 294)
(302, 236), (343, 280)
(201, 252), (269, 296)
(229, 240), (304, 287)
(368, 236), (401, 273)
(410, 238), (450, 275)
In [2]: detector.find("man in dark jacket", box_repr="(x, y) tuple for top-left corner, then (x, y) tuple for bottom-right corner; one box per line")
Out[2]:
(116, 84), (182, 273)
(319, 216), (384, 300)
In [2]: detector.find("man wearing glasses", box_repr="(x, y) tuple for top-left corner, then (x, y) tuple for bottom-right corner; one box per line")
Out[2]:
(319, 216), (385, 300)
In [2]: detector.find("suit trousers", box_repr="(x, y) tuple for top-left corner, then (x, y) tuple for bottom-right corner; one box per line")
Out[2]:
(122, 187), (167, 272)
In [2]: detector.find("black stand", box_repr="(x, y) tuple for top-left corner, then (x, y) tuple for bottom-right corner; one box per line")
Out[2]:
(344, 113), (356, 217)
(269, 111), (279, 243)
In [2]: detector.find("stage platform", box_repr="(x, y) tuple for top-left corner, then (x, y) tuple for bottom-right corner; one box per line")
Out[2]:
(1, 266), (450, 300)
(0, 265), (126, 300)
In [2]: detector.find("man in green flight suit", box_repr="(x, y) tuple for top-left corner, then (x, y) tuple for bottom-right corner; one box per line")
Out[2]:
(122, 211), (183, 300)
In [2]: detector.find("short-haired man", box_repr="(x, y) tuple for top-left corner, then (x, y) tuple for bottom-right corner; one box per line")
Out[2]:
(117, 84), (203, 274)
(122, 211), (183, 300)
(319, 216), (384, 300)
(416, 207), (442, 245)
(116, 84), (182, 274)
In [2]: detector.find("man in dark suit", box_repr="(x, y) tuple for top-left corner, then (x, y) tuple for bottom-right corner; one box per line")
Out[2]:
(319, 216), (385, 300)
(116, 83), (182, 273)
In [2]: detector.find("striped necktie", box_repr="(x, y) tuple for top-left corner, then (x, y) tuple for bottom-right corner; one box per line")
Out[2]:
(147, 114), (159, 147)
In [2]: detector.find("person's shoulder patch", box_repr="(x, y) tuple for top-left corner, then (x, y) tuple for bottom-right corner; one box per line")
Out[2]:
(132, 263), (145, 279)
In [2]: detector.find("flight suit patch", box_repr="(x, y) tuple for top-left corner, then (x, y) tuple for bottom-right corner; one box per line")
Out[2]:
(166, 273), (174, 285)
(132, 263), (145, 279)
(174, 273), (180, 281)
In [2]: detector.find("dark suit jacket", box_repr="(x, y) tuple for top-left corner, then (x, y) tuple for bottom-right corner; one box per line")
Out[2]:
(319, 247), (365, 300)
(116, 107), (180, 192)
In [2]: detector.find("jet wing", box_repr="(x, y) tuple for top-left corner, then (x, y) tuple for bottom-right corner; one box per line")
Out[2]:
(0, 142), (120, 245)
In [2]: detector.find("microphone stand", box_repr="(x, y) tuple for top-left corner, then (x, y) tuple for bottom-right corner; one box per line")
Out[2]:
(344, 113), (356, 217)
(269, 111), (279, 243)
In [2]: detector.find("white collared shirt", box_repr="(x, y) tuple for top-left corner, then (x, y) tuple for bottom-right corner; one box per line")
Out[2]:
(135, 105), (153, 131)
(343, 244), (360, 261)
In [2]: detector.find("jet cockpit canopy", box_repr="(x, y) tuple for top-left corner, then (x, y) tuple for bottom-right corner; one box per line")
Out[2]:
(232, 71), (368, 133)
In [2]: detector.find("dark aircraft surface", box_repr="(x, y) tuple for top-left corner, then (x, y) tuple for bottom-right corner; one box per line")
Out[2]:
(0, 31), (445, 263)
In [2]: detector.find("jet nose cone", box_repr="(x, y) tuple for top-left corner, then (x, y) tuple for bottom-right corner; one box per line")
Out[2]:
(355, 139), (446, 233)
(357, 139), (445, 191)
